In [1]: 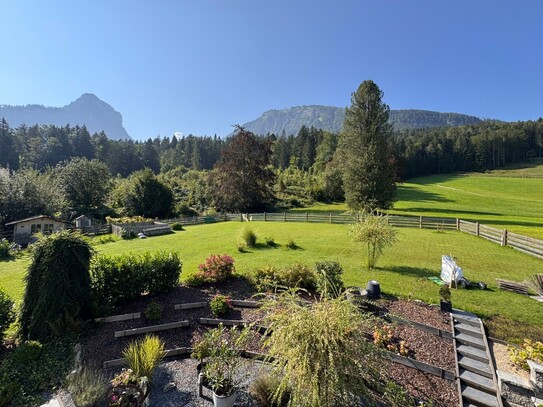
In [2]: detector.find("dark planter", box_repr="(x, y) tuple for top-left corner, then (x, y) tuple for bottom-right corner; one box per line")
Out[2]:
(440, 299), (452, 313)
(106, 383), (148, 407)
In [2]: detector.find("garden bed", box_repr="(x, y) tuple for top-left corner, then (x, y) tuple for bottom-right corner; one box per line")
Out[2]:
(80, 280), (458, 406)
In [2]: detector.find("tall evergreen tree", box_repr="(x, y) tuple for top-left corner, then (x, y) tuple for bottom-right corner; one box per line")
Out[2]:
(336, 80), (396, 211)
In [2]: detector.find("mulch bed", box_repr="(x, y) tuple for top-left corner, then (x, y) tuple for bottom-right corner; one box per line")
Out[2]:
(80, 281), (458, 406)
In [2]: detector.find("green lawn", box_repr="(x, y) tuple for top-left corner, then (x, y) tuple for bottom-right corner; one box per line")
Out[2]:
(2, 221), (541, 339)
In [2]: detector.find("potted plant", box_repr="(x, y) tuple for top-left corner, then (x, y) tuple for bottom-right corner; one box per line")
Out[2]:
(200, 324), (251, 407)
(106, 368), (148, 407)
(439, 285), (452, 313)
(191, 333), (212, 378)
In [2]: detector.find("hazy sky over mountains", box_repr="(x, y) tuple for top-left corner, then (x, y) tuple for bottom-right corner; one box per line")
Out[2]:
(0, 1), (541, 140)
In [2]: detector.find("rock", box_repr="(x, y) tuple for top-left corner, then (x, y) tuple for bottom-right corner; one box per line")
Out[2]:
(163, 382), (176, 393)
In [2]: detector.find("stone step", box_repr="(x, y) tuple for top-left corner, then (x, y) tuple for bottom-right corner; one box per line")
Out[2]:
(458, 355), (493, 379)
(461, 384), (499, 407)
(455, 332), (486, 350)
(455, 322), (483, 337)
(452, 310), (480, 327)
(459, 368), (496, 393)
(457, 344), (489, 363)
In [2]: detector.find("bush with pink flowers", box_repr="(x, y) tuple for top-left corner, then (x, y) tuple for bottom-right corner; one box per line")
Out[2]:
(195, 254), (235, 283)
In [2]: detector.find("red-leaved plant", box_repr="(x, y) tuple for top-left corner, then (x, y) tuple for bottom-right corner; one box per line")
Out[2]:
(196, 254), (235, 283)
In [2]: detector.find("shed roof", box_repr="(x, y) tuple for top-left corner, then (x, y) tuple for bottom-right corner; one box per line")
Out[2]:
(5, 215), (72, 226)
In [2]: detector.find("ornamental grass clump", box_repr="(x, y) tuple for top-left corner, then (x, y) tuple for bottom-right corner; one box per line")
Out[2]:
(261, 291), (383, 407)
(122, 334), (165, 382)
(66, 366), (108, 407)
(350, 212), (397, 269)
(240, 226), (257, 248)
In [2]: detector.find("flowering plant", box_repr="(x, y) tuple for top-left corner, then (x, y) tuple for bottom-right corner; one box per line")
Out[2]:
(107, 369), (147, 407)
(196, 254), (235, 283)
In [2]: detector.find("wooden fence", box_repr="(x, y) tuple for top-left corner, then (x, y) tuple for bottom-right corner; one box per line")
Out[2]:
(215, 212), (543, 260)
(75, 224), (111, 236)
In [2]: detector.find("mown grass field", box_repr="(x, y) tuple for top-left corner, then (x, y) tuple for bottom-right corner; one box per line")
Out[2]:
(294, 160), (543, 239)
(1, 221), (541, 340)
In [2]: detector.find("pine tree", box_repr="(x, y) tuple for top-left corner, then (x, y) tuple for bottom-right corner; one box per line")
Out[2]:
(336, 80), (396, 211)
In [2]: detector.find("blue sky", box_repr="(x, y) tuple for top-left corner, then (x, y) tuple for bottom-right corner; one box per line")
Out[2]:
(1, 1), (542, 140)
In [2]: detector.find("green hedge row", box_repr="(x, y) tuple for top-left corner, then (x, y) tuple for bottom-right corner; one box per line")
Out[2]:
(91, 250), (182, 307)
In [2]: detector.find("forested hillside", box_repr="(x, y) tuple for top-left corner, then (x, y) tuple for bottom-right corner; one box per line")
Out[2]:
(241, 105), (483, 135)
(0, 115), (542, 228)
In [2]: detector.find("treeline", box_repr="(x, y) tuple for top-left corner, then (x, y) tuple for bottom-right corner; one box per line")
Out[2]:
(1, 116), (543, 227)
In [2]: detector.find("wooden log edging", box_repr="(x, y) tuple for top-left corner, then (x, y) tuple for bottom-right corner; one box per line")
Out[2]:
(386, 351), (456, 382)
(199, 318), (249, 327)
(174, 302), (208, 310)
(114, 320), (189, 338)
(95, 312), (141, 323)
(229, 299), (261, 308)
(382, 313), (453, 340)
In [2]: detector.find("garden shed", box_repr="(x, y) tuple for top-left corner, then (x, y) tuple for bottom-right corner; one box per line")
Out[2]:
(5, 215), (72, 245)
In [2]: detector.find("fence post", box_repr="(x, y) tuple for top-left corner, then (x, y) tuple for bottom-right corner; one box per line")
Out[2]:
(419, 216), (422, 229)
(284, 212), (286, 222)
(306, 212), (309, 222)
(476, 222), (480, 237)
(329, 213), (332, 223)
(456, 218), (460, 231)
(264, 212), (266, 222)
(501, 229), (508, 247)
(240, 213), (243, 222)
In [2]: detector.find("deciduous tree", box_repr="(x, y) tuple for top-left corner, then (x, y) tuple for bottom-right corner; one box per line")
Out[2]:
(209, 126), (275, 212)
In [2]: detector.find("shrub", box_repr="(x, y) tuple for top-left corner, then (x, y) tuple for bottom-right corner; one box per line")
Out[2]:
(0, 337), (75, 407)
(120, 228), (137, 240)
(20, 231), (94, 341)
(91, 251), (182, 308)
(66, 366), (108, 407)
(0, 289), (15, 343)
(261, 293), (383, 407)
(0, 239), (11, 260)
(373, 324), (409, 356)
(251, 264), (316, 292)
(249, 373), (290, 407)
(184, 272), (207, 287)
(196, 254), (235, 283)
(240, 226), (257, 248)
(509, 339), (543, 370)
(123, 334), (165, 382)
(285, 238), (297, 249)
(210, 295), (231, 317)
(350, 213), (398, 269)
(106, 216), (152, 224)
(314, 261), (345, 298)
(171, 222), (184, 231)
(264, 236), (276, 246)
(144, 302), (163, 321)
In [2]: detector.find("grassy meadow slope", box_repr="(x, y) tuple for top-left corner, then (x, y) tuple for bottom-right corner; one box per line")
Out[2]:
(295, 160), (543, 238)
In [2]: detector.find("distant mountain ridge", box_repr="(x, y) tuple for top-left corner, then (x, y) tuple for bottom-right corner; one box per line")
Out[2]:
(241, 105), (483, 136)
(0, 93), (131, 140)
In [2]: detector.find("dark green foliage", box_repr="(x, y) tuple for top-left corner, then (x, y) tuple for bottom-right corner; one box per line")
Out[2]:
(251, 264), (316, 292)
(209, 126), (275, 212)
(52, 157), (112, 212)
(0, 289), (15, 342)
(171, 222), (184, 231)
(144, 302), (163, 321)
(114, 168), (174, 218)
(314, 261), (345, 298)
(20, 232), (94, 341)
(336, 80), (396, 211)
(91, 251), (181, 308)
(120, 228), (137, 239)
(0, 239), (11, 260)
(0, 337), (74, 407)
